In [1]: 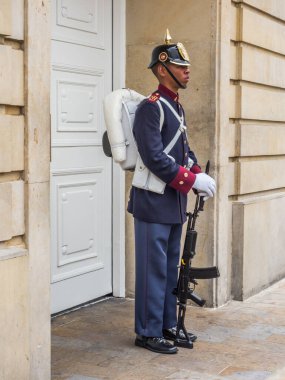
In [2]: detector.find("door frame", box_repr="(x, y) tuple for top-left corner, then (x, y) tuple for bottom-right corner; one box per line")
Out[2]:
(111, 0), (126, 297)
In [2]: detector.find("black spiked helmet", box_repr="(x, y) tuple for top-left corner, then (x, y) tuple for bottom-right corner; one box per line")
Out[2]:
(148, 29), (191, 69)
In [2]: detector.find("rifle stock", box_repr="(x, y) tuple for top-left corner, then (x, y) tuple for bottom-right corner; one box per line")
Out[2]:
(187, 291), (206, 307)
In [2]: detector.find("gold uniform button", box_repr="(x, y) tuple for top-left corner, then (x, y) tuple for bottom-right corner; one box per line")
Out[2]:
(184, 172), (188, 178)
(179, 181), (184, 185)
(184, 140), (187, 144)
(185, 153), (187, 157)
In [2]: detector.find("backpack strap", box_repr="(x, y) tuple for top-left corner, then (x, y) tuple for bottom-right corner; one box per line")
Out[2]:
(159, 97), (185, 126)
(158, 96), (186, 155)
(164, 125), (186, 154)
(156, 99), (165, 131)
(145, 95), (185, 156)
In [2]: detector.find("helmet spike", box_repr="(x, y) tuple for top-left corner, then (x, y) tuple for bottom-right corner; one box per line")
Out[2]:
(164, 29), (172, 45)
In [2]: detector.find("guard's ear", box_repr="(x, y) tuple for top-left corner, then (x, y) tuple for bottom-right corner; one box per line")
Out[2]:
(157, 63), (167, 77)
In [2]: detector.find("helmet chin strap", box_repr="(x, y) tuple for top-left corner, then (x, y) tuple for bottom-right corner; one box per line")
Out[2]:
(161, 62), (186, 89)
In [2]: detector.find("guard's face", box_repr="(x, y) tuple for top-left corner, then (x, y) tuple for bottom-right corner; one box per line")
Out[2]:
(168, 63), (190, 89)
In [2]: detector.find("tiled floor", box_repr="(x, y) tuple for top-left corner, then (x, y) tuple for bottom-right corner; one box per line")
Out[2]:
(52, 279), (285, 380)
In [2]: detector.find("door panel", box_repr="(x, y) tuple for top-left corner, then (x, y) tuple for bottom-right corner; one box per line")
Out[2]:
(50, 0), (112, 313)
(54, 0), (105, 47)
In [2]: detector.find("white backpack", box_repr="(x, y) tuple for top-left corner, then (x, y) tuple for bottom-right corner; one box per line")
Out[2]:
(103, 89), (145, 171)
(103, 89), (189, 193)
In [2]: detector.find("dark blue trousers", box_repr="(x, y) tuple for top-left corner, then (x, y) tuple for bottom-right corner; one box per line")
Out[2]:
(134, 218), (182, 337)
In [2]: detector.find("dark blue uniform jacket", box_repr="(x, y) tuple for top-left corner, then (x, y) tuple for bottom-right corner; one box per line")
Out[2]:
(127, 85), (200, 224)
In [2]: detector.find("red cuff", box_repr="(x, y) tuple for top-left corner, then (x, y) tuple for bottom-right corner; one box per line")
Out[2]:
(168, 166), (196, 194)
(191, 164), (202, 174)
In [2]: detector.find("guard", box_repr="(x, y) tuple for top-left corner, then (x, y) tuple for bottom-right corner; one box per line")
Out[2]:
(127, 30), (216, 354)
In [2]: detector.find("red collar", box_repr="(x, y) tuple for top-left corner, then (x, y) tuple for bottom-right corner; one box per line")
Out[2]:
(158, 84), (179, 102)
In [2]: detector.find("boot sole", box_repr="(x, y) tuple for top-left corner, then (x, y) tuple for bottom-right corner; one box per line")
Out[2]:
(163, 331), (197, 343)
(163, 334), (197, 343)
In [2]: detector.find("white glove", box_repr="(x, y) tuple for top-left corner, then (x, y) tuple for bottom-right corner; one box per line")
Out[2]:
(192, 173), (216, 198)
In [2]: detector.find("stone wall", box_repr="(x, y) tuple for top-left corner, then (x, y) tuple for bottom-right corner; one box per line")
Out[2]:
(0, 2), (28, 378)
(0, 1), (51, 379)
(230, 0), (285, 299)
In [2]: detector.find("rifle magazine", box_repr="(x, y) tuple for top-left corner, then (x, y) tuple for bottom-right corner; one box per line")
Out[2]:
(189, 266), (220, 280)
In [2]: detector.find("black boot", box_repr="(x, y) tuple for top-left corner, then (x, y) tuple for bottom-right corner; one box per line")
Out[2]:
(163, 327), (197, 342)
(135, 335), (178, 354)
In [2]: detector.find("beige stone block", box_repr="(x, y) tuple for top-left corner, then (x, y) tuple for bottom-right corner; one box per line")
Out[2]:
(239, 123), (285, 156)
(221, 1), (235, 42)
(230, 44), (239, 80)
(206, 165), (231, 306)
(228, 121), (237, 157)
(0, 115), (24, 172)
(188, 85), (215, 124)
(25, 0), (51, 184)
(232, 193), (285, 300)
(186, 40), (215, 86)
(0, 182), (12, 241)
(11, 118), (24, 171)
(25, 181), (50, 379)
(231, 83), (285, 121)
(241, 84), (285, 121)
(228, 161), (236, 196)
(230, 3), (239, 41)
(126, 45), (156, 95)
(240, 44), (285, 88)
(241, 6), (285, 55)
(0, 0), (11, 36)
(236, 158), (285, 194)
(186, 122), (215, 168)
(0, 181), (24, 241)
(127, 0), (214, 46)
(0, 46), (24, 106)
(215, 48), (233, 160)
(0, 255), (29, 380)
(0, 117), (11, 172)
(229, 122), (285, 157)
(229, 82), (241, 119)
(240, 0), (285, 22)
(11, 0), (24, 40)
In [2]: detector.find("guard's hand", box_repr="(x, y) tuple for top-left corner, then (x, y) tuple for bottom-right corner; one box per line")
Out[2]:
(192, 173), (216, 198)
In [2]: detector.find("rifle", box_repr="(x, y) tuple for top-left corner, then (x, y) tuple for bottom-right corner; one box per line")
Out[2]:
(173, 160), (220, 349)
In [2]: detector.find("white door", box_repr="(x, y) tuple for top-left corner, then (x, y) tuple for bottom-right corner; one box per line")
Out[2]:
(50, 0), (112, 313)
